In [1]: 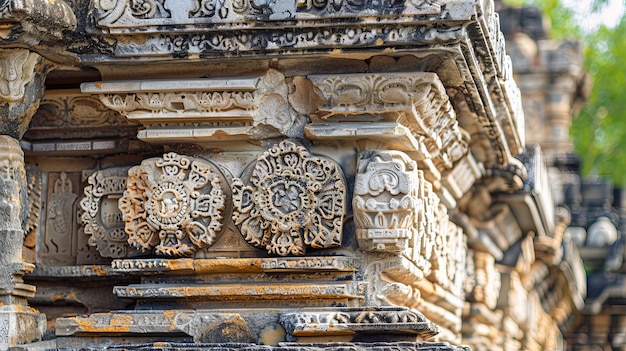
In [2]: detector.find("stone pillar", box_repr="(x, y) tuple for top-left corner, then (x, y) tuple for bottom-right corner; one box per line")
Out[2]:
(0, 48), (47, 349)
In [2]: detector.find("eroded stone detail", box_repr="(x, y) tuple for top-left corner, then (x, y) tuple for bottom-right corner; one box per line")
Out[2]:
(42, 172), (78, 266)
(81, 167), (138, 258)
(0, 49), (39, 103)
(119, 153), (227, 256)
(30, 91), (136, 128)
(232, 141), (345, 256)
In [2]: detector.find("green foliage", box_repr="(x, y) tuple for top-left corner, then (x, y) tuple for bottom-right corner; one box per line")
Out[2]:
(504, 0), (626, 184)
(572, 19), (626, 183)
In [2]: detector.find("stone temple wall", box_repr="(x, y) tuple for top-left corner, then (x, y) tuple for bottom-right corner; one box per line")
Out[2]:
(0, 0), (587, 350)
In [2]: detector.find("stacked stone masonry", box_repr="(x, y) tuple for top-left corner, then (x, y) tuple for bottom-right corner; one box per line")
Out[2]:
(0, 0), (593, 350)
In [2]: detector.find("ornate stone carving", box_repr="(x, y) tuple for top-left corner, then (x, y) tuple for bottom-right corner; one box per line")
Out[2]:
(82, 70), (299, 143)
(23, 166), (42, 262)
(354, 150), (466, 291)
(280, 307), (438, 342)
(353, 151), (419, 253)
(29, 90), (136, 128)
(0, 136), (26, 233)
(0, 49), (39, 103)
(91, 0), (444, 30)
(308, 72), (469, 176)
(81, 167), (140, 258)
(42, 172), (78, 266)
(119, 152), (228, 256)
(232, 141), (345, 256)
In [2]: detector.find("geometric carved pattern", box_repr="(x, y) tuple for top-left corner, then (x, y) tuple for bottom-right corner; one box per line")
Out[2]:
(80, 167), (137, 258)
(232, 141), (346, 256)
(119, 153), (228, 257)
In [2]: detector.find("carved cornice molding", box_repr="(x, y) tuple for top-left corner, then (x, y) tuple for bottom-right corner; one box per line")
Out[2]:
(81, 69), (299, 143)
(91, 0), (444, 31)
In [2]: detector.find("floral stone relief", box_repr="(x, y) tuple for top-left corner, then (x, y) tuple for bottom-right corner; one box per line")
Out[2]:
(119, 152), (228, 256)
(232, 140), (346, 256)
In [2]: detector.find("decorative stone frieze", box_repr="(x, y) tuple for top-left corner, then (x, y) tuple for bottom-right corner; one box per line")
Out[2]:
(280, 307), (438, 342)
(91, 0), (445, 30)
(119, 152), (228, 256)
(232, 141), (346, 256)
(81, 167), (139, 258)
(82, 70), (301, 143)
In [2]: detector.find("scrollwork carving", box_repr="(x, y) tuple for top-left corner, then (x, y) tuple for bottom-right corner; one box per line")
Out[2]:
(119, 152), (228, 256)
(81, 167), (140, 258)
(232, 140), (346, 256)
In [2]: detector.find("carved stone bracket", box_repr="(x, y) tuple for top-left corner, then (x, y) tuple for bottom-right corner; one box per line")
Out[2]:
(81, 69), (300, 143)
(119, 152), (229, 256)
(354, 150), (467, 295)
(232, 140), (346, 256)
(307, 72), (469, 177)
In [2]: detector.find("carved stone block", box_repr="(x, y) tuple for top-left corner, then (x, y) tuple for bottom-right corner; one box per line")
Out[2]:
(119, 152), (229, 257)
(41, 172), (79, 266)
(82, 70), (301, 143)
(354, 151), (419, 253)
(232, 141), (346, 256)
(81, 167), (140, 258)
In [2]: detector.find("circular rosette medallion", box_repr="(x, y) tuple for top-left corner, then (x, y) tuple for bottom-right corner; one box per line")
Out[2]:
(119, 152), (229, 257)
(232, 141), (346, 256)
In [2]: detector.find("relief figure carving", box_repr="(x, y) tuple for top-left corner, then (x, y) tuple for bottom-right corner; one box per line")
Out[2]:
(232, 140), (346, 256)
(43, 172), (78, 265)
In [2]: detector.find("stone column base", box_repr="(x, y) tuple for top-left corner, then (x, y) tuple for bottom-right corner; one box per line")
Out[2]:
(0, 305), (46, 349)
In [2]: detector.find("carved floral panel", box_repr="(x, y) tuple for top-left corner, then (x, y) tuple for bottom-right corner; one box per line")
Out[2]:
(119, 152), (228, 256)
(232, 140), (346, 256)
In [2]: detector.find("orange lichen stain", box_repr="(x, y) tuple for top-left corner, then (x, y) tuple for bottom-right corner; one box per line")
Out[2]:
(375, 38), (384, 46)
(153, 342), (169, 347)
(95, 82), (103, 88)
(91, 265), (109, 276)
(75, 313), (132, 333)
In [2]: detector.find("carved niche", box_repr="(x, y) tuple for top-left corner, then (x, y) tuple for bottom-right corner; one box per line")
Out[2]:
(232, 140), (346, 256)
(119, 152), (228, 257)
(42, 172), (79, 265)
(81, 167), (140, 258)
